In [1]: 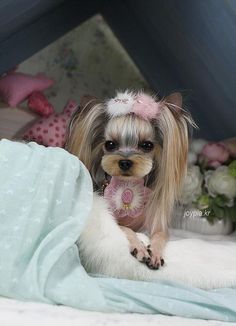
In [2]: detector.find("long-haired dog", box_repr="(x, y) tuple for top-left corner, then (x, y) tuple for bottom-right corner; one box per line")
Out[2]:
(66, 90), (195, 271)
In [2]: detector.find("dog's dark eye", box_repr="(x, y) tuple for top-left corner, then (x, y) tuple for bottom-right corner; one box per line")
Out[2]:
(139, 141), (154, 152)
(104, 140), (118, 151)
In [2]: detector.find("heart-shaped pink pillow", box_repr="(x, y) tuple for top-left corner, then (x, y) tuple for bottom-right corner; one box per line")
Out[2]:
(0, 72), (54, 107)
(22, 100), (77, 147)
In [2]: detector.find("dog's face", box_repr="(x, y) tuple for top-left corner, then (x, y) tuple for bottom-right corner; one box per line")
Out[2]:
(101, 114), (159, 179)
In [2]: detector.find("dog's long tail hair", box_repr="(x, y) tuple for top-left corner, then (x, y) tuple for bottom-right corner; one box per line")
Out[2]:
(144, 93), (196, 235)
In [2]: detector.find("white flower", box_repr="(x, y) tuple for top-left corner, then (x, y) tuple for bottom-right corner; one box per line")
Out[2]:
(190, 139), (208, 154)
(188, 151), (197, 165)
(179, 166), (203, 205)
(205, 166), (236, 199)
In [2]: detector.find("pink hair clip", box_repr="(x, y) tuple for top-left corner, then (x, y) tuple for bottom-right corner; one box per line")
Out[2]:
(106, 91), (162, 120)
(132, 93), (161, 120)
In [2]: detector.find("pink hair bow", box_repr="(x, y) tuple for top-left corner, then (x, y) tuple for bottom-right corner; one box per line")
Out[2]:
(106, 91), (162, 120)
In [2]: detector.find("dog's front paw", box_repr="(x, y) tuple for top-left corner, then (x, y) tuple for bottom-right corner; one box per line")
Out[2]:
(130, 241), (151, 264)
(145, 245), (165, 270)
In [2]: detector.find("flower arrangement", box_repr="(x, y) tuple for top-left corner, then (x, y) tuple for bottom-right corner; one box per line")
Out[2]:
(180, 139), (236, 224)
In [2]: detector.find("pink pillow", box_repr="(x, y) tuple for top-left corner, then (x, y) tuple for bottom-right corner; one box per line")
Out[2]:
(22, 100), (77, 147)
(0, 72), (54, 107)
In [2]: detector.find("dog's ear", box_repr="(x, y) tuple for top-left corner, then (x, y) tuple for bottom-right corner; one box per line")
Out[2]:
(165, 92), (182, 108)
(145, 92), (196, 234)
(65, 95), (106, 187)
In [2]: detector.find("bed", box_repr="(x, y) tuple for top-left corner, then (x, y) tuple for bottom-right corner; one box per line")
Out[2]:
(1, 121), (235, 325)
(0, 2), (235, 325)
(0, 140), (235, 325)
(0, 230), (236, 326)
(0, 69), (235, 326)
(0, 297), (232, 326)
(0, 227), (235, 326)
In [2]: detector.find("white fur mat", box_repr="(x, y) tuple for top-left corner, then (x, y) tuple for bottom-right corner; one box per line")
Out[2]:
(79, 195), (236, 290)
(0, 297), (231, 326)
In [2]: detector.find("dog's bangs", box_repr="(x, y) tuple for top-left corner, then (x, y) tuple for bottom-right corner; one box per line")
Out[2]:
(106, 115), (154, 147)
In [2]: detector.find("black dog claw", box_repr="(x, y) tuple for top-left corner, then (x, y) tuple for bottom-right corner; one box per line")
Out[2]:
(131, 248), (138, 257)
(142, 256), (151, 263)
(155, 263), (160, 270)
(147, 263), (155, 270)
(147, 249), (152, 256)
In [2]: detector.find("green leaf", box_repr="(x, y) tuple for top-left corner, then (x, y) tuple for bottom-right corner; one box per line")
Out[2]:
(213, 195), (228, 207)
(207, 201), (236, 223)
(211, 203), (225, 218)
(228, 160), (236, 177)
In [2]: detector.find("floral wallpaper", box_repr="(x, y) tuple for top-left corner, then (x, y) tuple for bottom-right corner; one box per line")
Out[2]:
(18, 14), (149, 112)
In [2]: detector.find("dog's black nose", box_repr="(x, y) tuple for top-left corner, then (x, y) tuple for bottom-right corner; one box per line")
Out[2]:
(118, 160), (133, 171)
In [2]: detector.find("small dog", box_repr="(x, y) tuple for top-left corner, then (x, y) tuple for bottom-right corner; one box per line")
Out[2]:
(66, 90), (195, 270)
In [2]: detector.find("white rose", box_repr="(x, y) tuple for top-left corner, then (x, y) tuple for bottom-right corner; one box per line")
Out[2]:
(205, 166), (236, 199)
(180, 166), (203, 205)
(190, 139), (208, 154)
(188, 151), (197, 165)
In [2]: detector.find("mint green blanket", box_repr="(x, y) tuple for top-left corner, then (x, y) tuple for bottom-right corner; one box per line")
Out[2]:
(0, 139), (235, 322)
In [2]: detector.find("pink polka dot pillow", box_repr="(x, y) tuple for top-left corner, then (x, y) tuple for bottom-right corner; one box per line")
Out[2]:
(0, 72), (54, 107)
(22, 100), (77, 147)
